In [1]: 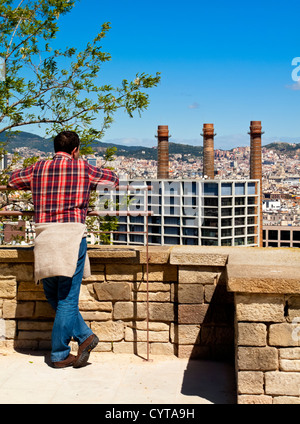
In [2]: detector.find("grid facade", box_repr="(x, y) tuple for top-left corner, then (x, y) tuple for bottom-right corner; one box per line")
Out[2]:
(108, 179), (260, 247)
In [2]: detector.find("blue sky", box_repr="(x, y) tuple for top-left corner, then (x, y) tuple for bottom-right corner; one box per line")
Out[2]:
(28, 0), (300, 149)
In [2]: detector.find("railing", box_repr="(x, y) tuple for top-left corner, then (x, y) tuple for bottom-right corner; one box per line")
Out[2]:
(0, 184), (154, 361)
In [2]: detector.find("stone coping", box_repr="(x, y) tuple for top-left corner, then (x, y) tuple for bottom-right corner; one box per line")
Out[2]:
(0, 245), (298, 295)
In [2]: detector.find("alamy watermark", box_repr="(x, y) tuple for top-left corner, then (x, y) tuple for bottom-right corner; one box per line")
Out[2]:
(95, 180), (199, 221)
(292, 57), (300, 82)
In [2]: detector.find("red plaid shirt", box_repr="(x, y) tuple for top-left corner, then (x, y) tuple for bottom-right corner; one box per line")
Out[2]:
(8, 152), (119, 224)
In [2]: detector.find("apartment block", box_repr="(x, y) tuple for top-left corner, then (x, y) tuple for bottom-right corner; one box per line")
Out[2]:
(107, 178), (260, 247)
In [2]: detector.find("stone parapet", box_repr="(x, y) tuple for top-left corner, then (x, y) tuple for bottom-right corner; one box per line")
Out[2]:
(0, 245), (299, 404)
(0, 245), (233, 362)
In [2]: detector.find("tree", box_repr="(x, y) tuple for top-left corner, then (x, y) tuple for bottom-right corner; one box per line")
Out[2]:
(0, 0), (161, 153)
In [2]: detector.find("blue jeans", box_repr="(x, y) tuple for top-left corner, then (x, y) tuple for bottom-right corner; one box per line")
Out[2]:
(42, 237), (93, 362)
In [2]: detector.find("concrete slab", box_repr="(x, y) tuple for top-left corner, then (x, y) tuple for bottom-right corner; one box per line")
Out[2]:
(0, 352), (236, 404)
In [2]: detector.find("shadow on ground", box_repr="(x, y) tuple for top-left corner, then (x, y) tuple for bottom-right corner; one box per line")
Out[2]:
(181, 359), (236, 404)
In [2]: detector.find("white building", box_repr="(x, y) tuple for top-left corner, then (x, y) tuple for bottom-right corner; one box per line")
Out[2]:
(97, 179), (261, 247)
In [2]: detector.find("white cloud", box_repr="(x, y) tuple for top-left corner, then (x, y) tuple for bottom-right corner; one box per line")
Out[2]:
(188, 102), (200, 109)
(286, 80), (300, 90)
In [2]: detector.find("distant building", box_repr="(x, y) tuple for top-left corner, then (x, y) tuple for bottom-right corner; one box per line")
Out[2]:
(263, 225), (300, 248)
(108, 178), (261, 247)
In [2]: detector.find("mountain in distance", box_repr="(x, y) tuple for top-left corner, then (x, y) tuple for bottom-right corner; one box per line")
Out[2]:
(262, 141), (300, 156)
(0, 131), (299, 160)
(0, 131), (53, 153)
(0, 130), (204, 160)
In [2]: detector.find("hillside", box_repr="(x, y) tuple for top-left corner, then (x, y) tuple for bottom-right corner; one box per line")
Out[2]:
(263, 142), (300, 157)
(0, 131), (204, 160)
(1, 131), (299, 160)
(0, 131), (53, 153)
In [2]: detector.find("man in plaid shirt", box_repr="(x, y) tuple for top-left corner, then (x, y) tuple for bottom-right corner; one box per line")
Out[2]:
(8, 131), (119, 368)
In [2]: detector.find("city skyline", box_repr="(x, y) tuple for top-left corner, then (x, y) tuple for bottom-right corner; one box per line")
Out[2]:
(20, 0), (300, 150)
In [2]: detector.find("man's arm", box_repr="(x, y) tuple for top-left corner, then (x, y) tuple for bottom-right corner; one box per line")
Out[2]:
(88, 165), (119, 190)
(8, 165), (34, 190)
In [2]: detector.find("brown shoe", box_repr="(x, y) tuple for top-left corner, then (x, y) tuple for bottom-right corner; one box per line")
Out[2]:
(53, 353), (76, 368)
(73, 334), (99, 368)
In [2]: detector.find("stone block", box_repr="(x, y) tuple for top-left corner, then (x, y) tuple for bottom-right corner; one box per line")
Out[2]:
(178, 284), (204, 304)
(178, 304), (209, 324)
(0, 277), (17, 299)
(17, 291), (46, 301)
(79, 300), (112, 312)
(135, 292), (170, 302)
(3, 300), (34, 319)
(280, 359), (300, 371)
(125, 327), (169, 343)
(170, 247), (228, 266)
(238, 395), (273, 404)
(91, 321), (125, 342)
(273, 396), (300, 404)
(235, 294), (285, 322)
(237, 323), (267, 346)
(171, 324), (200, 345)
(149, 303), (174, 322)
(132, 282), (171, 292)
(150, 342), (175, 355)
(280, 348), (300, 359)
(18, 282), (43, 292)
(138, 246), (171, 264)
(269, 323), (300, 347)
(82, 274), (104, 282)
(81, 311), (112, 321)
(88, 246), (138, 261)
(265, 371), (300, 396)
(178, 267), (220, 284)
(112, 341), (147, 355)
(147, 265), (177, 282)
(93, 342), (113, 352)
(0, 264), (34, 281)
(237, 371), (264, 394)
(0, 248), (33, 262)
(0, 340), (15, 352)
(177, 345), (210, 359)
(238, 347), (278, 371)
(287, 296), (300, 322)
(127, 321), (169, 331)
(204, 284), (216, 302)
(1, 320), (16, 339)
(18, 321), (53, 331)
(106, 264), (143, 281)
(34, 302), (55, 319)
(94, 282), (131, 301)
(14, 340), (38, 350)
(90, 264), (105, 272)
(79, 284), (96, 301)
(17, 330), (52, 340)
(113, 301), (147, 320)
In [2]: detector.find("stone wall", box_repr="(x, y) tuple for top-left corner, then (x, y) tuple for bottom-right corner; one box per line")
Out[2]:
(1, 245), (300, 404)
(227, 247), (300, 404)
(0, 245), (234, 361)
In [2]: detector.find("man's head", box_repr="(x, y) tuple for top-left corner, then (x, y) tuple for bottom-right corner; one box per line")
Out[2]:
(54, 131), (80, 159)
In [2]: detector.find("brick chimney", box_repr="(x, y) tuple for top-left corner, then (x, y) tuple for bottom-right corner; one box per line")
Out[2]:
(249, 120), (263, 247)
(156, 125), (169, 179)
(202, 123), (215, 179)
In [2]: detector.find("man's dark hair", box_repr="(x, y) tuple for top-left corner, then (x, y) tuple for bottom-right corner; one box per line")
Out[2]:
(54, 131), (80, 154)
